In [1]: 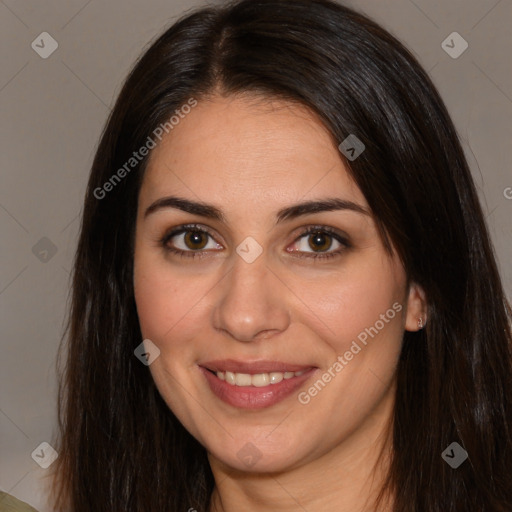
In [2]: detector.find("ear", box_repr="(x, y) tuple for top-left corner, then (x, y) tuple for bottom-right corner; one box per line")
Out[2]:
(404, 282), (427, 332)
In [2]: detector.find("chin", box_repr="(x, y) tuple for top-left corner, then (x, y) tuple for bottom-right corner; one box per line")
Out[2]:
(206, 435), (309, 474)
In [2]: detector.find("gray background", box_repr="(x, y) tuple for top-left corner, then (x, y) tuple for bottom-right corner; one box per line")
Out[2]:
(1, 0), (511, 510)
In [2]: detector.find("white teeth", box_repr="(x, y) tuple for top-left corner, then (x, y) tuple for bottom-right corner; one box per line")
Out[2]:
(235, 373), (252, 386)
(269, 372), (283, 384)
(252, 373), (270, 387)
(215, 369), (308, 387)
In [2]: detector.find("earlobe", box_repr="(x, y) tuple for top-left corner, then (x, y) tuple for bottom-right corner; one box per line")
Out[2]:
(404, 282), (427, 332)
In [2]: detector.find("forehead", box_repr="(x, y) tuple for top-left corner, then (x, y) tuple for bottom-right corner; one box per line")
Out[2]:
(141, 94), (367, 210)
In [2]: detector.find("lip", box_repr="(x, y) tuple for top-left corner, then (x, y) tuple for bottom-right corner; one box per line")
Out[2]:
(200, 359), (314, 374)
(199, 365), (317, 409)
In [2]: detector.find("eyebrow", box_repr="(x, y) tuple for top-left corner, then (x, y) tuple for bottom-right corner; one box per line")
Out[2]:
(144, 195), (370, 223)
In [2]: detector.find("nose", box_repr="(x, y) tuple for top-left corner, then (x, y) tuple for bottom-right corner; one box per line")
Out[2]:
(212, 250), (291, 343)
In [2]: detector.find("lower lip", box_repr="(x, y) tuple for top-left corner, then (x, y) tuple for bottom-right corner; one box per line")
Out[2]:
(199, 366), (316, 409)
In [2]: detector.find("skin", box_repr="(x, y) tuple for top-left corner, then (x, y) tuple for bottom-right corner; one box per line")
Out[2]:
(133, 94), (426, 512)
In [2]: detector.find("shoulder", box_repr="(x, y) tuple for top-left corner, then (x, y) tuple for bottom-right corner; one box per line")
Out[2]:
(0, 492), (39, 512)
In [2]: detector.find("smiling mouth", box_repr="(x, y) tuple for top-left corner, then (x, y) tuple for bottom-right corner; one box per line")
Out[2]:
(205, 368), (310, 387)
(199, 364), (318, 409)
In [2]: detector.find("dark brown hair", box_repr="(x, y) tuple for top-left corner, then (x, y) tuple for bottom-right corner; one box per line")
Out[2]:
(52, 0), (512, 510)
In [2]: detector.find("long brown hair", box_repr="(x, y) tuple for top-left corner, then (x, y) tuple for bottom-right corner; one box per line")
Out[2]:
(52, 0), (512, 510)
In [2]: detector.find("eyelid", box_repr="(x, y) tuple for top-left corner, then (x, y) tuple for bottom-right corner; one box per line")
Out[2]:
(159, 223), (222, 252)
(286, 225), (351, 260)
(291, 224), (350, 244)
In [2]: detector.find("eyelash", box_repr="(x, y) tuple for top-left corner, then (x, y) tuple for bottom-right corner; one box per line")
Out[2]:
(159, 223), (351, 261)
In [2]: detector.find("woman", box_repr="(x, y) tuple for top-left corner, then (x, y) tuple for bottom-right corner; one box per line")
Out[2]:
(49, 0), (512, 510)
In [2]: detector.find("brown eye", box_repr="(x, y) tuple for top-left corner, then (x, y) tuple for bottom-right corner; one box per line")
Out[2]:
(161, 225), (222, 257)
(183, 230), (208, 250)
(287, 225), (350, 261)
(307, 232), (333, 252)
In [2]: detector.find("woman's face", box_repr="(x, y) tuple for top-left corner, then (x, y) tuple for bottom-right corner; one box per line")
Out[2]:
(133, 94), (424, 473)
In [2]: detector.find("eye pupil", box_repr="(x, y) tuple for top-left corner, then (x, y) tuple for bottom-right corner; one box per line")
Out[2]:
(308, 232), (332, 252)
(184, 230), (207, 250)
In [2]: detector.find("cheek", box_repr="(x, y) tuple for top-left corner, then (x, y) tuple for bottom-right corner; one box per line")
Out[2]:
(296, 258), (406, 415)
(295, 255), (406, 353)
(133, 252), (209, 348)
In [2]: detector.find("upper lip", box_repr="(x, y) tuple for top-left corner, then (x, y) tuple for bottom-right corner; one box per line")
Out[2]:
(200, 359), (315, 374)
